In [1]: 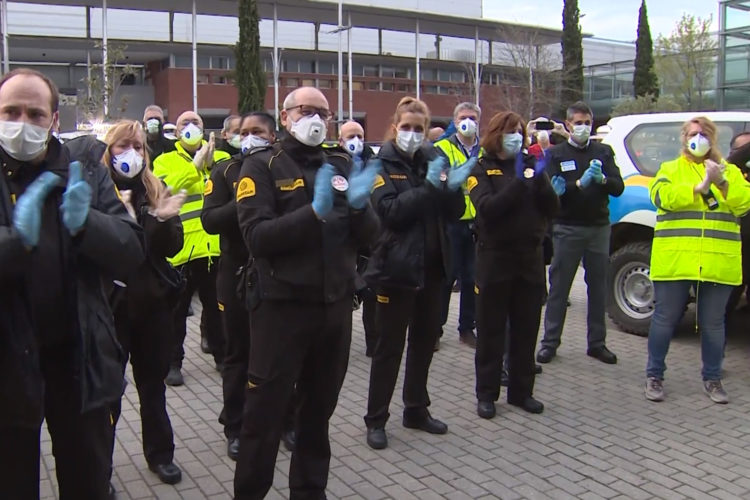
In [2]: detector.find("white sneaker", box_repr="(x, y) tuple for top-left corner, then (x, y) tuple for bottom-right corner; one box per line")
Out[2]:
(644, 377), (665, 402)
(703, 380), (729, 404)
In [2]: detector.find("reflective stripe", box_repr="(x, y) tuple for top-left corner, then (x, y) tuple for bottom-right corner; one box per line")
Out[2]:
(704, 230), (742, 241)
(654, 228), (741, 241)
(185, 193), (202, 204)
(651, 178), (670, 211)
(656, 211), (738, 224)
(180, 209), (202, 222)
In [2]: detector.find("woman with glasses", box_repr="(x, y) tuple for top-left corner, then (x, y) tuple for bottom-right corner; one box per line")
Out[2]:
(363, 96), (473, 450)
(645, 116), (750, 404)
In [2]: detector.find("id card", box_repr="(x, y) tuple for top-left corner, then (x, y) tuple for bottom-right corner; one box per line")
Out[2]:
(560, 160), (577, 172)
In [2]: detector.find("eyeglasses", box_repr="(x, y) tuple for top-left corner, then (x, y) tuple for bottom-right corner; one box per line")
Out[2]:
(285, 104), (332, 120)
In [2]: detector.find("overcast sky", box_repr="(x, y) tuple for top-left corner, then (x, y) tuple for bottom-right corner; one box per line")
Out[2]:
(482, 0), (719, 42)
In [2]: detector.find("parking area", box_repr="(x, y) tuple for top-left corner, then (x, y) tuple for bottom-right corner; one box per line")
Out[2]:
(41, 271), (750, 499)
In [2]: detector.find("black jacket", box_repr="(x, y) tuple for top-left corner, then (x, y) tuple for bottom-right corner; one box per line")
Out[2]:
(469, 153), (559, 285)
(112, 176), (183, 314)
(0, 136), (144, 428)
(544, 140), (624, 226)
(147, 133), (177, 162)
(236, 136), (380, 304)
(202, 154), (247, 264)
(363, 140), (465, 289)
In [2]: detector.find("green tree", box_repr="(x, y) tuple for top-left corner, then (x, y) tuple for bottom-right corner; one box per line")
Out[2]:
(633, 0), (659, 98)
(79, 42), (136, 122)
(561, 0), (584, 106)
(611, 94), (681, 117)
(235, 0), (266, 114)
(655, 14), (717, 111)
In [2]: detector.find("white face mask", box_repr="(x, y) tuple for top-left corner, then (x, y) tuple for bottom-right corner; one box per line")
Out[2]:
(687, 133), (711, 158)
(571, 124), (592, 144)
(145, 118), (161, 135)
(0, 120), (51, 162)
(112, 148), (144, 179)
(396, 130), (424, 155)
(344, 137), (364, 156)
(228, 134), (242, 150)
(457, 118), (478, 138)
(241, 134), (270, 154)
(180, 123), (203, 147)
(289, 114), (327, 147)
(503, 132), (523, 156)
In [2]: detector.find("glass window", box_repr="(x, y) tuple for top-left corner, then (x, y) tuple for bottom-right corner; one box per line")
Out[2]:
(394, 66), (409, 79)
(318, 79), (331, 88)
(298, 60), (314, 74)
(363, 65), (378, 77)
(424, 85), (438, 94)
(197, 74), (209, 84)
(212, 57), (230, 70)
(396, 83), (410, 92)
(367, 81), (379, 91)
(726, 3), (750, 30)
(173, 14), (239, 45)
(8, 3), (86, 38)
(381, 67), (395, 78)
(215, 75), (229, 85)
(438, 69), (452, 82)
(421, 68), (436, 81)
(302, 78), (315, 87)
(451, 71), (466, 83)
(352, 81), (364, 91)
(318, 61), (335, 74)
(286, 78), (298, 87)
(625, 122), (743, 176)
(90, 8), (169, 41)
(382, 82), (395, 92)
(725, 48), (750, 82)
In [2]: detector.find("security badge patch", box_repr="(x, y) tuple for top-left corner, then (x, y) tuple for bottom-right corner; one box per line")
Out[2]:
(204, 179), (214, 196)
(466, 176), (478, 193)
(276, 178), (304, 191)
(236, 177), (256, 201)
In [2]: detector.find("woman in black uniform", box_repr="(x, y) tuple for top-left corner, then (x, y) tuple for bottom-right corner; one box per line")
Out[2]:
(363, 96), (474, 449)
(468, 111), (559, 419)
(104, 120), (187, 485)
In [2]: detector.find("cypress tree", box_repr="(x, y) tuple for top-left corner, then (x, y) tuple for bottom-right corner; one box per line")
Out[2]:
(235, 0), (266, 113)
(561, 0), (584, 106)
(633, 0), (659, 98)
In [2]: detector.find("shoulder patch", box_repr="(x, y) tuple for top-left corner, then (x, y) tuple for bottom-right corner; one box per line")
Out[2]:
(389, 174), (407, 180)
(486, 169), (503, 176)
(373, 174), (386, 191)
(276, 178), (305, 191)
(466, 176), (478, 193)
(236, 177), (256, 201)
(204, 179), (214, 196)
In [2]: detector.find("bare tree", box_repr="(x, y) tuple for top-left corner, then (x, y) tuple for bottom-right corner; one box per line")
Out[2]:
(79, 42), (136, 122)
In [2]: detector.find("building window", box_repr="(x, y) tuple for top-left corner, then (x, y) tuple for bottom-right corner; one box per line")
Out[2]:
(424, 85), (438, 94)
(396, 83), (410, 92)
(381, 66), (395, 78)
(215, 75), (228, 85)
(298, 60), (314, 74)
(318, 61), (335, 74)
(421, 68), (436, 80)
(318, 79), (331, 88)
(197, 74), (209, 84)
(367, 81), (379, 91)
(302, 78), (315, 86)
(212, 56), (229, 70)
(286, 78), (298, 87)
(382, 82), (395, 92)
(363, 65), (378, 77)
(352, 81), (364, 91)
(394, 67), (409, 79)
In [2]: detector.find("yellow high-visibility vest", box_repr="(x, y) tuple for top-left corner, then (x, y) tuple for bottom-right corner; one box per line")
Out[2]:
(434, 137), (481, 221)
(649, 155), (750, 285)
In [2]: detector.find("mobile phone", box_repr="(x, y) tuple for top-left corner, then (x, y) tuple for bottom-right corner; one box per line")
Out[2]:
(535, 121), (554, 131)
(702, 190), (719, 210)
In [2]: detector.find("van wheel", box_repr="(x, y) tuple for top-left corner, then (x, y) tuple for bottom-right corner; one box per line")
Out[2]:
(608, 242), (654, 336)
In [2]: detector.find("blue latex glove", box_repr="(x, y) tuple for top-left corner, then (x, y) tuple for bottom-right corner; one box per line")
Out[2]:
(61, 161), (92, 235)
(579, 166), (597, 188)
(588, 159), (604, 182)
(311, 163), (336, 218)
(12, 171), (63, 247)
(447, 157), (477, 191)
(551, 175), (566, 196)
(348, 158), (380, 209)
(534, 156), (547, 177)
(514, 152), (525, 179)
(425, 156), (445, 188)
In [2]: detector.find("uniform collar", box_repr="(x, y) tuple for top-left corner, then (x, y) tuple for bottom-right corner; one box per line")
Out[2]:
(1, 136), (69, 182)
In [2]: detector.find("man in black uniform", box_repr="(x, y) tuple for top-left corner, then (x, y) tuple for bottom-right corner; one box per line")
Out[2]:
(233, 87), (380, 499)
(202, 111), (278, 461)
(143, 104), (176, 161)
(0, 68), (144, 499)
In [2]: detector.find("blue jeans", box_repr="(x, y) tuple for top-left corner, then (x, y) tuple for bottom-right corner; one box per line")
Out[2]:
(646, 280), (733, 381)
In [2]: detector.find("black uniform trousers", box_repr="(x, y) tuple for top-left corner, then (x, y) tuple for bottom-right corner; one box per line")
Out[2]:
(216, 255), (250, 440)
(475, 277), (544, 403)
(171, 257), (224, 368)
(111, 301), (175, 467)
(234, 298), (351, 500)
(365, 271), (443, 429)
(0, 344), (112, 500)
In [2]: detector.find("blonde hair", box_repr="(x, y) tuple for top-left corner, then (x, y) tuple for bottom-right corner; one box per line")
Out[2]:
(103, 120), (163, 209)
(682, 116), (722, 163)
(384, 96), (431, 142)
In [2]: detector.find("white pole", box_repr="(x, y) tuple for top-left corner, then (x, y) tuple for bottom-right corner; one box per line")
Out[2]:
(474, 26), (480, 107)
(415, 19), (420, 100)
(347, 12), (353, 121)
(102, 0), (108, 117)
(273, 2), (279, 125)
(337, 0), (343, 131)
(192, 0), (198, 112)
(1, 0), (8, 75)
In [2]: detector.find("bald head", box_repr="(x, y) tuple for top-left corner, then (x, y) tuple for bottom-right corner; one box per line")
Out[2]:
(176, 111), (203, 132)
(428, 127), (445, 142)
(281, 87), (330, 133)
(339, 121), (364, 142)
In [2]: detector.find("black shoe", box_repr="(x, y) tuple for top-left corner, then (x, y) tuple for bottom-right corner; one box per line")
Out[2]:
(477, 400), (496, 419)
(536, 347), (556, 364)
(187, 304), (195, 317)
(200, 336), (211, 354)
(433, 338), (440, 352)
(108, 482), (116, 500)
(149, 462), (182, 485)
(281, 430), (296, 452)
(227, 437), (240, 461)
(215, 361), (225, 373)
(366, 428), (388, 449)
(459, 330), (477, 349)
(587, 346), (618, 364)
(509, 396), (545, 414)
(500, 368), (509, 387)
(403, 414), (448, 434)
(566, 298), (571, 307)
(165, 366), (184, 386)
(534, 364), (543, 375)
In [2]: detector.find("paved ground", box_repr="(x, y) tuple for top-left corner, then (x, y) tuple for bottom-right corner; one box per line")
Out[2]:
(41, 271), (750, 499)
